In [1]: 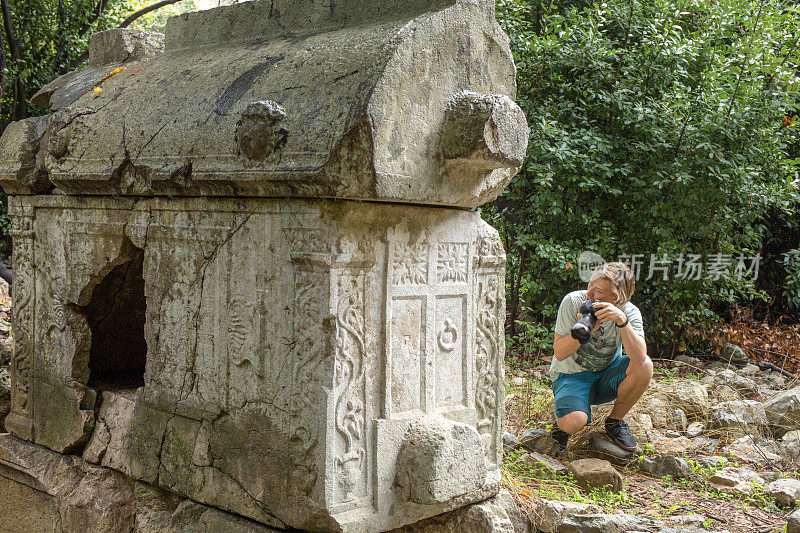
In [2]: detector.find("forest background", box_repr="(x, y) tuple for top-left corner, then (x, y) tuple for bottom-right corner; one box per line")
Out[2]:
(2, 0), (799, 362)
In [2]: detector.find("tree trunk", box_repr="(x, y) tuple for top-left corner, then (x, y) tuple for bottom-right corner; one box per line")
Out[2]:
(508, 249), (527, 338)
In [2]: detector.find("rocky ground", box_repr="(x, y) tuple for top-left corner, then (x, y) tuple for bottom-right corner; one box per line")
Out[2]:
(2, 276), (799, 532)
(501, 349), (800, 533)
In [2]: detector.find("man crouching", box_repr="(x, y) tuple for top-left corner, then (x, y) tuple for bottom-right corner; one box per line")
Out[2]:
(549, 262), (652, 452)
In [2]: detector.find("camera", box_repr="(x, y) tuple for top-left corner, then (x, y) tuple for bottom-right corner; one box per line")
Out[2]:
(570, 300), (598, 343)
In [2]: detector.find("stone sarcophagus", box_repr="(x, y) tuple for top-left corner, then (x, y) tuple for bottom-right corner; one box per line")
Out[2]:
(0, 0), (526, 531)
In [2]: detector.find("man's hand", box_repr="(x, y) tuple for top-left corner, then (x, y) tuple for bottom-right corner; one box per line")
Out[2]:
(592, 301), (627, 326)
(576, 310), (602, 333)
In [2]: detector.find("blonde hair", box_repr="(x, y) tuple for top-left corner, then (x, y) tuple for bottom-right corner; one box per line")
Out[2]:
(590, 262), (635, 305)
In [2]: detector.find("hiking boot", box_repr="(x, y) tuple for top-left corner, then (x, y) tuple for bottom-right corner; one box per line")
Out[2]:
(551, 427), (570, 452)
(605, 417), (637, 451)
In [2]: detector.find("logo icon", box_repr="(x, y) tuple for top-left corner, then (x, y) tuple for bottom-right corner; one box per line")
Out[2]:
(578, 251), (606, 282)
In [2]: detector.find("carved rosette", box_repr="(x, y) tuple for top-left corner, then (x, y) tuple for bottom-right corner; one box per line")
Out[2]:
(7, 202), (36, 439)
(437, 242), (468, 283)
(474, 234), (505, 462)
(392, 242), (427, 285)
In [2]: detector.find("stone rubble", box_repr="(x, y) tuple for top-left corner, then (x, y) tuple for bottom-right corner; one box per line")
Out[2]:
(519, 429), (561, 456)
(504, 349), (800, 533)
(708, 466), (765, 495)
(529, 499), (599, 533)
(707, 399), (769, 435)
(638, 454), (690, 479)
(504, 431), (521, 451)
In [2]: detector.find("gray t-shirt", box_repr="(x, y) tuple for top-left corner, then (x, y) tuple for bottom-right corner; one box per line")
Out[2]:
(549, 290), (645, 379)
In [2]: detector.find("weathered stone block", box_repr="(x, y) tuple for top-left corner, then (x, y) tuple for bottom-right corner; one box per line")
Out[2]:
(0, 433), (281, 533)
(14, 0), (526, 208)
(396, 416), (488, 505)
(0, 116), (50, 194)
(3, 195), (506, 531)
(1, 1), (526, 530)
(88, 28), (165, 67)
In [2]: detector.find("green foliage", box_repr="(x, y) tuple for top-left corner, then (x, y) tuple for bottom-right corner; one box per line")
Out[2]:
(489, 0), (800, 350)
(124, 0), (197, 34)
(0, 0), (197, 249)
(1, 0), (131, 126)
(783, 247), (800, 309)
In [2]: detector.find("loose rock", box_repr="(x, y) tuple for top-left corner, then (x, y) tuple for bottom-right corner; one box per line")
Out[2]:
(567, 458), (623, 493)
(520, 428), (560, 456)
(759, 371), (790, 390)
(783, 430), (800, 461)
(521, 452), (567, 474)
(788, 509), (800, 533)
(709, 467), (765, 495)
(767, 478), (800, 507)
(686, 421), (704, 438)
(558, 513), (663, 533)
(708, 384), (741, 403)
(651, 435), (694, 455)
(764, 386), (800, 437)
(530, 499), (598, 533)
(724, 435), (784, 468)
(695, 455), (727, 468)
(740, 363), (760, 376)
(713, 370), (759, 397)
(587, 435), (636, 466)
(669, 514), (709, 528)
(721, 343), (749, 365)
(674, 354), (702, 366)
(638, 454), (690, 479)
(707, 400), (768, 436)
(495, 490), (530, 533)
(503, 431), (520, 452)
(658, 379), (711, 419)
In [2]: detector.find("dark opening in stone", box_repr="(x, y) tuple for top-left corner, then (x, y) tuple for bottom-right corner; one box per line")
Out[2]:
(86, 245), (147, 389)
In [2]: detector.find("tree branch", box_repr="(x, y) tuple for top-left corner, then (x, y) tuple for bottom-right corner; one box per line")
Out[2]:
(119, 0), (184, 28)
(0, 26), (6, 103)
(0, 0), (19, 60)
(76, 0), (109, 38)
(724, 0), (766, 120)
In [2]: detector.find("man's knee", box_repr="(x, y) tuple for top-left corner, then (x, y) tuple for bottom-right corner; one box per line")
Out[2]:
(556, 411), (588, 434)
(626, 356), (653, 384)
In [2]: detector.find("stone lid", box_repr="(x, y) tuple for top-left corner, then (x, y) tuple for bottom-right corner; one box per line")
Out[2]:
(1, 0), (527, 207)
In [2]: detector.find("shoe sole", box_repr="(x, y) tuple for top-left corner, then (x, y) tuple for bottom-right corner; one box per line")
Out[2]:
(605, 431), (637, 452)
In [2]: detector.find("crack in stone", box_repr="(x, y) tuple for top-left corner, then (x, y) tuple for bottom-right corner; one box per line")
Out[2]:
(181, 211), (255, 402)
(134, 120), (170, 161)
(204, 460), (286, 528)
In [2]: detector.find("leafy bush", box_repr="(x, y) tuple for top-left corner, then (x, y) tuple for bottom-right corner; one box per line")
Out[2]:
(489, 0), (800, 352)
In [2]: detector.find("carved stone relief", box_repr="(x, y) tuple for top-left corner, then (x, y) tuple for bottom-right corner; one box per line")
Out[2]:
(7, 203), (35, 435)
(332, 272), (369, 507)
(437, 243), (468, 283)
(392, 242), (428, 285)
(474, 234), (506, 463)
(287, 227), (330, 498)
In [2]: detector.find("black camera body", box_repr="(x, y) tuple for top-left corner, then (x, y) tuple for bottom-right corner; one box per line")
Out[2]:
(570, 300), (599, 343)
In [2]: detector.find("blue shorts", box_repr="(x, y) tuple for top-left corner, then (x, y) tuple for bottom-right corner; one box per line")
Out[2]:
(552, 356), (630, 423)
